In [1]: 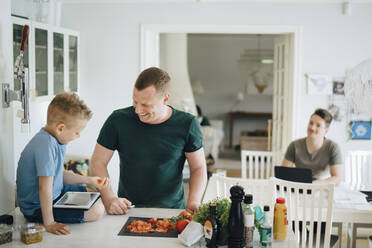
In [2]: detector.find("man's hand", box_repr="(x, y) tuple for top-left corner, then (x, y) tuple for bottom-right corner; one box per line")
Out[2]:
(186, 200), (200, 214)
(88, 176), (110, 191)
(105, 196), (132, 215)
(45, 221), (71, 235)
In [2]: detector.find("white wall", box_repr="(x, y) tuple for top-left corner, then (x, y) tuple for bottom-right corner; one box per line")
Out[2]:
(3, 2), (370, 199)
(11, 0), (61, 26)
(0, 0), (15, 214)
(60, 2), (372, 157)
(188, 34), (274, 146)
(159, 33), (197, 116)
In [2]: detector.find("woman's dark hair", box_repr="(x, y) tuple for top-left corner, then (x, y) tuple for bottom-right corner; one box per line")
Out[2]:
(312, 108), (333, 128)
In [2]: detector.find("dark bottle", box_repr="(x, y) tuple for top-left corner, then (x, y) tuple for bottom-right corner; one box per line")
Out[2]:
(205, 203), (218, 248)
(228, 185), (245, 248)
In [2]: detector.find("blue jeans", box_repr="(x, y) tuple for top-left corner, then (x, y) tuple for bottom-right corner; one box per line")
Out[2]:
(25, 184), (86, 224)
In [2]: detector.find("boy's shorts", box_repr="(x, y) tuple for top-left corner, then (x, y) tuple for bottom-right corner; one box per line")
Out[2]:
(25, 184), (87, 224)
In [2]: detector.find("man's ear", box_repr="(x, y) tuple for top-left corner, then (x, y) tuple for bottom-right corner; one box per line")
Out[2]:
(56, 123), (65, 134)
(163, 92), (170, 105)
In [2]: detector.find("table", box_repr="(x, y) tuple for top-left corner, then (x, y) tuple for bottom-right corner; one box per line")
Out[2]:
(5, 207), (299, 248)
(333, 203), (372, 248)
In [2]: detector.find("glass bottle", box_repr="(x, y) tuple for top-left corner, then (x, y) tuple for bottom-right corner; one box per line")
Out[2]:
(243, 194), (254, 248)
(274, 197), (287, 241)
(204, 203), (218, 248)
(260, 205), (272, 248)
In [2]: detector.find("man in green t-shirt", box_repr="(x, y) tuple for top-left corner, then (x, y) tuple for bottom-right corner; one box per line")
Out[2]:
(90, 67), (207, 215)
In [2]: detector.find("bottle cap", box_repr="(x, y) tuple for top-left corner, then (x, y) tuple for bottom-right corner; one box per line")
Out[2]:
(244, 194), (253, 204)
(263, 205), (270, 211)
(276, 197), (285, 204)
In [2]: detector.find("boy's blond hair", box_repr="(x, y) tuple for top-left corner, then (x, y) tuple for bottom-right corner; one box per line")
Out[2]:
(47, 92), (92, 128)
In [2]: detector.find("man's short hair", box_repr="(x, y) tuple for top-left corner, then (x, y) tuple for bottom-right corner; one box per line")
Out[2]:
(312, 108), (333, 128)
(47, 92), (92, 127)
(134, 67), (170, 95)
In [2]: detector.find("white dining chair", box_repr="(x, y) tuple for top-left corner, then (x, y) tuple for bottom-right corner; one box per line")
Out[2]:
(344, 150), (372, 191)
(344, 150), (372, 248)
(241, 150), (275, 179)
(202, 174), (275, 212)
(273, 177), (338, 248)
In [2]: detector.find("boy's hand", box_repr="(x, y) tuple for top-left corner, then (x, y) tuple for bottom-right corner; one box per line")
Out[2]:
(88, 176), (110, 190)
(45, 221), (71, 235)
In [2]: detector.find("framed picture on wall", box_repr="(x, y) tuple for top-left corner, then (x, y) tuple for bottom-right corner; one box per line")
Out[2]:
(349, 121), (371, 140)
(332, 79), (345, 95)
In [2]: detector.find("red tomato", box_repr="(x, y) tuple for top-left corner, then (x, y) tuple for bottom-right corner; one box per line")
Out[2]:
(176, 219), (190, 233)
(97, 178), (103, 183)
(178, 210), (193, 221)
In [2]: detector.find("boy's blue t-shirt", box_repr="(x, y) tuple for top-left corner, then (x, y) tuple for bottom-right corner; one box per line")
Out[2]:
(16, 128), (66, 216)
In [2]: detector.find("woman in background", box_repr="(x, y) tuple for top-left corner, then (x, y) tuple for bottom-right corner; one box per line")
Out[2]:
(282, 108), (342, 185)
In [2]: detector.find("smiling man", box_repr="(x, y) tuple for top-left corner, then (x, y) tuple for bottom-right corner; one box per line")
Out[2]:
(90, 67), (207, 215)
(282, 108), (342, 185)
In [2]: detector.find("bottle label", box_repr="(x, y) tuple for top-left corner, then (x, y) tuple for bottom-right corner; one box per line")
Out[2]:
(245, 226), (254, 247)
(204, 220), (213, 240)
(284, 209), (288, 225)
(260, 227), (272, 246)
(244, 214), (254, 227)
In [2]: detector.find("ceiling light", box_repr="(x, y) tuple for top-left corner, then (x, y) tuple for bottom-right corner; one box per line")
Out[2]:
(261, 59), (274, 64)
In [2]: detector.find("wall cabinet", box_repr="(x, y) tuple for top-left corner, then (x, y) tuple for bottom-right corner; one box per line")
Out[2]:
(12, 17), (79, 101)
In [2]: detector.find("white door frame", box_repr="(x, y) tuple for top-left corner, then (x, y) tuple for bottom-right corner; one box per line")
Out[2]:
(140, 24), (303, 143)
(0, 0), (15, 214)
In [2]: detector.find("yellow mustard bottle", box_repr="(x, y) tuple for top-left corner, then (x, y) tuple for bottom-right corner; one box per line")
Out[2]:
(273, 197), (287, 240)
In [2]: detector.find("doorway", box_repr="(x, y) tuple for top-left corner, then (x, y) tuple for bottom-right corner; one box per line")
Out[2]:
(140, 24), (302, 161)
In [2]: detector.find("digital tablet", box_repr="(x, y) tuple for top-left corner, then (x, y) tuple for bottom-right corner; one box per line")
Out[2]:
(53, 192), (100, 210)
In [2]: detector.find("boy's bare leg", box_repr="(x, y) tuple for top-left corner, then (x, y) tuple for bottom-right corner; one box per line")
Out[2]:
(84, 198), (105, 222)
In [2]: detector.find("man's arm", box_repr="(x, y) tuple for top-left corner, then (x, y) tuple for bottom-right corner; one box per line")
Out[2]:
(39, 176), (71, 235)
(282, 158), (295, 167)
(185, 148), (207, 214)
(313, 164), (342, 186)
(90, 143), (131, 214)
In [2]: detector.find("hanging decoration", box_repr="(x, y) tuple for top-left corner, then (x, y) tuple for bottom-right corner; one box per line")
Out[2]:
(237, 35), (273, 96)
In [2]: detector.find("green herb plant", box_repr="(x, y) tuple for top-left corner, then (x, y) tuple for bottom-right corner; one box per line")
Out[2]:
(192, 198), (230, 245)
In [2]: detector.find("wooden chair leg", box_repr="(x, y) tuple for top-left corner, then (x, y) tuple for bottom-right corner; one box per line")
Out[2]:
(346, 223), (352, 248)
(352, 223), (357, 248)
(332, 222), (342, 248)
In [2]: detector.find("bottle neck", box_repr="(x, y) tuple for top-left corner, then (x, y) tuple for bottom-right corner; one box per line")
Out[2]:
(210, 207), (217, 219)
(263, 211), (270, 225)
(245, 203), (253, 211)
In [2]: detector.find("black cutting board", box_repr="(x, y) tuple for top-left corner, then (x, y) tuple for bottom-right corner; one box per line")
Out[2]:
(118, 216), (178, 238)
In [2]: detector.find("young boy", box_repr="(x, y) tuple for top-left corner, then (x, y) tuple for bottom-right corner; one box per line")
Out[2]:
(16, 92), (109, 235)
